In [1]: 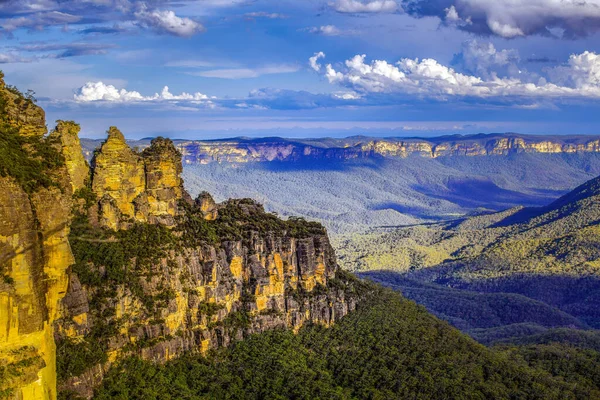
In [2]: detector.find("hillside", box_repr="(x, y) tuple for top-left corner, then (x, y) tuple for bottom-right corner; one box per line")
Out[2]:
(338, 173), (600, 341)
(91, 287), (600, 399)
(182, 153), (600, 234)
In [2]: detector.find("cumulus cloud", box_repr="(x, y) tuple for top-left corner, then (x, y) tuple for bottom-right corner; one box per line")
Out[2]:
(134, 4), (204, 37)
(74, 81), (212, 104)
(332, 0), (399, 13)
(313, 50), (600, 101)
(402, 0), (600, 38)
(453, 40), (520, 80)
(309, 51), (326, 72)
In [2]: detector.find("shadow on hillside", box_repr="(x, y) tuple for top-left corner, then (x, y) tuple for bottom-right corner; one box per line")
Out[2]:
(358, 270), (600, 332)
(413, 178), (565, 211)
(258, 157), (386, 172)
(370, 203), (450, 220)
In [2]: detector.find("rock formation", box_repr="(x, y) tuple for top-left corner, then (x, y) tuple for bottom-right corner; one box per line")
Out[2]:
(49, 121), (89, 193)
(90, 129), (186, 229)
(55, 154), (358, 397)
(0, 74), (360, 399)
(0, 75), (73, 400)
(195, 191), (218, 220)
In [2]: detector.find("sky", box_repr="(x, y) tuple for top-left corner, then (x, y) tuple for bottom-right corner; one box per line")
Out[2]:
(1, 0), (600, 139)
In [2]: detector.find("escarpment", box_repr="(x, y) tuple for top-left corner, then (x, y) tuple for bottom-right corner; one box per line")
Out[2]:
(0, 75), (73, 400)
(80, 134), (600, 166)
(0, 74), (361, 400)
(56, 132), (358, 398)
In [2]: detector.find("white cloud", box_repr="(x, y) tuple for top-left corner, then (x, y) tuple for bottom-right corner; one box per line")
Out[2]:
(134, 4), (204, 37)
(0, 10), (81, 32)
(309, 52), (326, 72)
(405, 0), (600, 38)
(332, 0), (398, 13)
(190, 64), (299, 79)
(0, 52), (33, 63)
(333, 91), (362, 100)
(244, 12), (288, 19)
(456, 40), (520, 79)
(306, 25), (355, 36)
(74, 81), (213, 104)
(548, 51), (600, 91)
(314, 50), (600, 101)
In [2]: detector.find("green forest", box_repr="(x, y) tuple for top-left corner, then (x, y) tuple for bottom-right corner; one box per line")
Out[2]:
(63, 286), (600, 400)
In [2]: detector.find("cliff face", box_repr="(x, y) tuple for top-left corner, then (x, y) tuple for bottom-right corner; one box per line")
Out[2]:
(148, 135), (600, 165)
(55, 131), (357, 397)
(0, 78), (73, 400)
(49, 121), (89, 194)
(91, 128), (185, 229)
(1, 75), (359, 400)
(52, 130), (357, 397)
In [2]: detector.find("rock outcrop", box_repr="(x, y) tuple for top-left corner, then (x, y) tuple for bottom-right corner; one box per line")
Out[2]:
(195, 191), (218, 220)
(49, 121), (89, 193)
(0, 76), (73, 400)
(0, 75), (361, 400)
(56, 188), (357, 399)
(91, 129), (185, 229)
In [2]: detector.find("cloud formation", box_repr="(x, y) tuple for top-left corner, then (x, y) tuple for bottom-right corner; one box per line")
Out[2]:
(0, 0), (206, 38)
(187, 64), (299, 79)
(305, 25), (357, 36)
(313, 49), (600, 101)
(244, 12), (288, 19)
(74, 81), (212, 104)
(309, 52), (326, 72)
(134, 4), (204, 37)
(452, 40), (520, 80)
(332, 0), (398, 13)
(402, 0), (600, 38)
(17, 42), (116, 58)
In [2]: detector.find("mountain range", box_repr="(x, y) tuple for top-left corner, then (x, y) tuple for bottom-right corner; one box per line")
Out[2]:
(80, 134), (600, 164)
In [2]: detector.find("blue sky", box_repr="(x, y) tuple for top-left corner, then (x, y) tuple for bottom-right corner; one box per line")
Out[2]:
(1, 0), (600, 139)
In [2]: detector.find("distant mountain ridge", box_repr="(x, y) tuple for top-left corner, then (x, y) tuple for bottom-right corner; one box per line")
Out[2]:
(80, 132), (600, 164)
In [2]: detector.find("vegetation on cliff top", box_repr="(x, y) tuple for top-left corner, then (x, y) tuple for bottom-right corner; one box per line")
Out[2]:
(0, 72), (65, 193)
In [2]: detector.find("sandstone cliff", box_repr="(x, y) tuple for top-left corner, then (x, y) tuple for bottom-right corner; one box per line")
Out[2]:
(0, 76), (360, 400)
(0, 76), (73, 400)
(91, 128), (186, 230)
(48, 121), (89, 194)
(175, 135), (600, 164)
(55, 130), (358, 398)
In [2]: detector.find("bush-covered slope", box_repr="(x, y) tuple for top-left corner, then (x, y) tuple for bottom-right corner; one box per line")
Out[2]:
(91, 286), (599, 400)
(181, 153), (600, 234)
(339, 173), (600, 341)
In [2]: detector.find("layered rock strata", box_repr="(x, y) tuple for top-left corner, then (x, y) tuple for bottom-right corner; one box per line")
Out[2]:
(0, 77), (73, 400)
